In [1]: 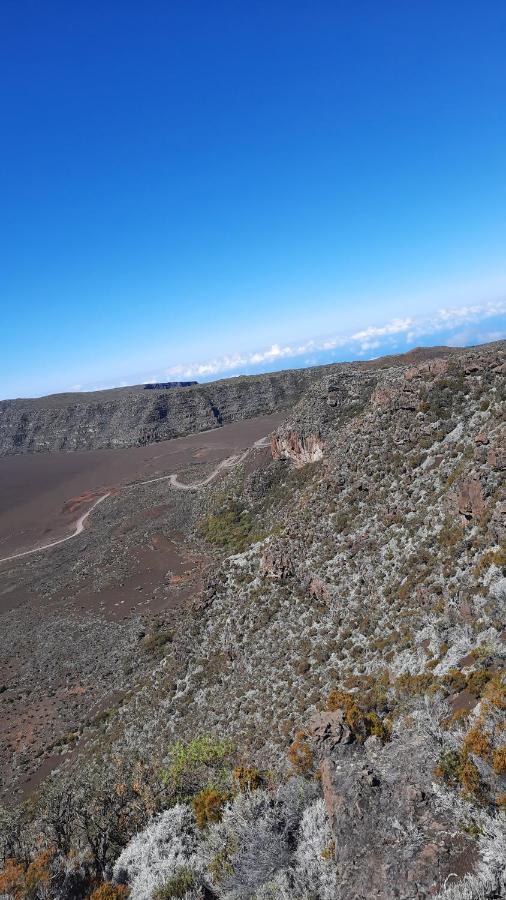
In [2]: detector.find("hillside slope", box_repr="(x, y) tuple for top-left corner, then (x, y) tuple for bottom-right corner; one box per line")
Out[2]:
(0, 341), (504, 899)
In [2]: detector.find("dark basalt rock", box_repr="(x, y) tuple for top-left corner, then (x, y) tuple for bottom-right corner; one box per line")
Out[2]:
(319, 732), (477, 899)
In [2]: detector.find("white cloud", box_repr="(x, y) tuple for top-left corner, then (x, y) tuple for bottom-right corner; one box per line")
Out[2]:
(162, 299), (506, 380)
(350, 317), (413, 342)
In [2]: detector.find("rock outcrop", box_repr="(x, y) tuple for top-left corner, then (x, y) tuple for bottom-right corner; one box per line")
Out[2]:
(317, 730), (476, 899)
(271, 429), (325, 466)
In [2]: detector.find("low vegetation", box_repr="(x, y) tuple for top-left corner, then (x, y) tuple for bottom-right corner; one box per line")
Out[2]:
(1, 344), (505, 898)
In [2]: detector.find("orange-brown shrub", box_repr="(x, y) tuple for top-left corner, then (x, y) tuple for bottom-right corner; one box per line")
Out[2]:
(492, 747), (506, 775)
(463, 726), (492, 761)
(89, 885), (129, 900)
(434, 750), (483, 801)
(192, 787), (229, 829)
(458, 756), (482, 797)
(326, 689), (390, 742)
(0, 859), (25, 900)
(232, 765), (264, 791)
(287, 730), (314, 775)
(482, 674), (506, 710)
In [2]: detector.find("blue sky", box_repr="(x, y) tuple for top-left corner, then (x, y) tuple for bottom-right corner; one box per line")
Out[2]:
(1, 1), (505, 398)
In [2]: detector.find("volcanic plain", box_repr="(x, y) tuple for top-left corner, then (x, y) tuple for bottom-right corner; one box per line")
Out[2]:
(0, 412), (283, 800)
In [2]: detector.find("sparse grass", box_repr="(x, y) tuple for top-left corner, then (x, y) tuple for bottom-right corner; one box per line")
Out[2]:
(473, 543), (506, 576)
(438, 517), (464, 548)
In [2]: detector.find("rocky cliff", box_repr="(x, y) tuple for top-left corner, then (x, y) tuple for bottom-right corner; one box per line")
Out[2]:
(0, 347), (461, 457)
(0, 368), (328, 455)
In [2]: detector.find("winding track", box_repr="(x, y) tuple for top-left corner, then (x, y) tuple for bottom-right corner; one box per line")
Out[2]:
(0, 434), (272, 564)
(0, 492), (111, 564)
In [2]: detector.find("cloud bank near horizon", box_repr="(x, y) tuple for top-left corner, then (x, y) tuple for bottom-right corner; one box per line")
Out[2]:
(50, 298), (505, 395)
(161, 299), (506, 381)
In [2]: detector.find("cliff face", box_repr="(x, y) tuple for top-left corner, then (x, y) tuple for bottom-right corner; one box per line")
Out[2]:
(0, 368), (327, 455)
(0, 346), (464, 457)
(0, 347), (462, 456)
(271, 430), (325, 466)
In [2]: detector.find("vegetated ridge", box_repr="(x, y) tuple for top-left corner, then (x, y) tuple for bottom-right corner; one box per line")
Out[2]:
(0, 341), (504, 900)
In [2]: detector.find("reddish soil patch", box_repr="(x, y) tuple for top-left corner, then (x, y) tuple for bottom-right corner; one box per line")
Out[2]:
(12, 689), (128, 801)
(69, 532), (207, 621)
(62, 489), (108, 515)
(458, 653), (477, 667)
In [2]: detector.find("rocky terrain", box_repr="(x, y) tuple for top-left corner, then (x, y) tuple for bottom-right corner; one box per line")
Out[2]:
(0, 369), (328, 455)
(0, 347), (459, 456)
(0, 342), (504, 899)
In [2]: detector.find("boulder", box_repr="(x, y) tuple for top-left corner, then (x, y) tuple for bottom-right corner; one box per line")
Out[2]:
(309, 709), (352, 752)
(308, 575), (331, 604)
(260, 543), (295, 580)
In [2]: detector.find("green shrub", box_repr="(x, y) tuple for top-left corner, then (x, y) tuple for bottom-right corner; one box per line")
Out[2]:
(162, 734), (232, 794)
(153, 867), (197, 898)
(200, 499), (262, 551)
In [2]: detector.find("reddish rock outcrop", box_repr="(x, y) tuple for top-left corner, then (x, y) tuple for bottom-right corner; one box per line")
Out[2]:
(308, 575), (331, 604)
(271, 430), (324, 467)
(487, 445), (506, 471)
(309, 709), (351, 753)
(404, 357), (450, 381)
(457, 476), (486, 520)
(370, 381), (419, 411)
(490, 500), (506, 542)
